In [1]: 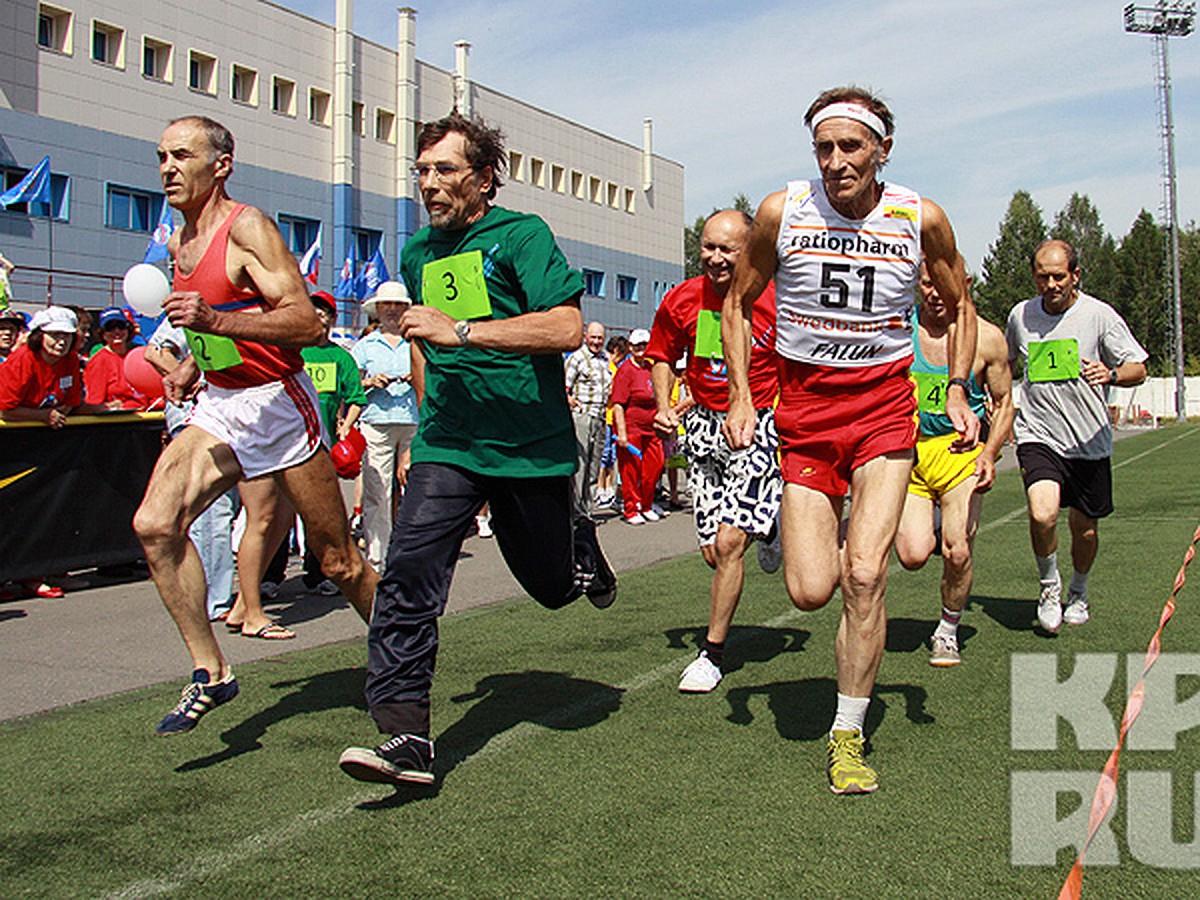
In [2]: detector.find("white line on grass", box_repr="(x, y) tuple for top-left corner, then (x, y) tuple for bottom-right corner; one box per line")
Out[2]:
(105, 427), (1197, 898)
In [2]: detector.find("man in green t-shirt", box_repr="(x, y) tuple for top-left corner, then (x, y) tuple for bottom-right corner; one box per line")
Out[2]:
(339, 112), (617, 788)
(302, 291), (366, 443)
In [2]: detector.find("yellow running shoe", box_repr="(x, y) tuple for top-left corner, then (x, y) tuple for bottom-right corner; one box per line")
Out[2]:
(826, 729), (878, 794)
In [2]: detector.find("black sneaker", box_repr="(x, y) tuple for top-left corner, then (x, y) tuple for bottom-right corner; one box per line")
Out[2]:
(573, 516), (618, 609)
(155, 668), (239, 735)
(339, 734), (435, 786)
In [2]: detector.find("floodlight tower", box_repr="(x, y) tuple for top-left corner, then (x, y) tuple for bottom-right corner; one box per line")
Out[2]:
(1125, 2), (1195, 422)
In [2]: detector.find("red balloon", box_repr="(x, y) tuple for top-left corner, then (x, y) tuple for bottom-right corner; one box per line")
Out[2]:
(123, 346), (165, 400)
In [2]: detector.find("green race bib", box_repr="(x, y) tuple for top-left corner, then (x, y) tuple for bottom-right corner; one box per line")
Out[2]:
(914, 371), (948, 413)
(184, 328), (243, 372)
(694, 309), (724, 359)
(304, 361), (337, 394)
(422, 250), (492, 319)
(1027, 338), (1080, 383)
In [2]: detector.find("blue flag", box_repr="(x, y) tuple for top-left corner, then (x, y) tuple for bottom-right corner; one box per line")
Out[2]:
(0, 156), (51, 208)
(357, 240), (390, 300)
(333, 240), (358, 300)
(142, 200), (175, 264)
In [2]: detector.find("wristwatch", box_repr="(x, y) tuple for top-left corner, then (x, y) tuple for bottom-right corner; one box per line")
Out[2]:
(947, 376), (971, 395)
(1109, 368), (1119, 385)
(454, 319), (471, 347)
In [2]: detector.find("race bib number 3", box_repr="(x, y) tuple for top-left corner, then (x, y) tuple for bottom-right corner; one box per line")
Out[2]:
(304, 361), (337, 394)
(422, 250), (492, 319)
(184, 328), (243, 372)
(694, 309), (724, 359)
(914, 371), (948, 413)
(1027, 338), (1080, 383)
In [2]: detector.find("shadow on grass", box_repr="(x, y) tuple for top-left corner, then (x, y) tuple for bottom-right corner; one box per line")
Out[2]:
(357, 670), (624, 810)
(886, 617), (978, 653)
(970, 594), (1037, 632)
(175, 667), (368, 773)
(663, 625), (810, 675)
(724, 677), (934, 741)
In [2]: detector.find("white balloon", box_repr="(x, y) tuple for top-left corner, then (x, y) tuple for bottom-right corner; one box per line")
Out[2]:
(122, 264), (171, 316)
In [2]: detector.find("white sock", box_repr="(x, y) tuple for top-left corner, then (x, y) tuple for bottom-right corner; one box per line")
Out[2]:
(1036, 553), (1059, 586)
(1069, 571), (1089, 598)
(831, 693), (870, 734)
(934, 606), (961, 640)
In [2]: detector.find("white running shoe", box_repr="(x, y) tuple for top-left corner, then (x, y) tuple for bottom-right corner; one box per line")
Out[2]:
(1037, 580), (1063, 633)
(929, 632), (961, 667)
(678, 651), (723, 693)
(649, 503), (669, 518)
(642, 507), (661, 522)
(476, 514), (493, 538)
(624, 513), (646, 526)
(1062, 590), (1090, 625)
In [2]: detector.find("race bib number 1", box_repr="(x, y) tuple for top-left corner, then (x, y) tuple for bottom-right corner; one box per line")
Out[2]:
(694, 309), (723, 359)
(1027, 338), (1080, 383)
(422, 250), (492, 320)
(304, 361), (337, 394)
(184, 328), (243, 372)
(914, 371), (948, 413)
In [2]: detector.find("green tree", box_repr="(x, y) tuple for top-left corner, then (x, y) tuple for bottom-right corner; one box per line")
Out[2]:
(682, 193), (755, 279)
(976, 190), (1048, 325)
(1051, 193), (1119, 305)
(1180, 222), (1200, 374)
(1115, 210), (1170, 376)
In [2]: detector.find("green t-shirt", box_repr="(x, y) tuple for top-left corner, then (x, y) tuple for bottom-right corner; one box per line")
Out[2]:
(400, 206), (583, 477)
(300, 341), (368, 443)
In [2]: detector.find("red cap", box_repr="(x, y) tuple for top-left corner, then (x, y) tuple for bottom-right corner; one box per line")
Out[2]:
(330, 427), (366, 478)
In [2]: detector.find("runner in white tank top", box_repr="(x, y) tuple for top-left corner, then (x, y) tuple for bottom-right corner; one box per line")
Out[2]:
(718, 86), (979, 796)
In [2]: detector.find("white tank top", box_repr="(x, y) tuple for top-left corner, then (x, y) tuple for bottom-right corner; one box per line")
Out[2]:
(774, 179), (921, 367)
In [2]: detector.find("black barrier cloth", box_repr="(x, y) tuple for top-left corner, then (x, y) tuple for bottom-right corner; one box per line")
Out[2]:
(0, 416), (163, 581)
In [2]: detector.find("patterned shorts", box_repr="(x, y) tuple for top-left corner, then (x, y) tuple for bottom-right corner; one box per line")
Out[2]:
(683, 404), (782, 547)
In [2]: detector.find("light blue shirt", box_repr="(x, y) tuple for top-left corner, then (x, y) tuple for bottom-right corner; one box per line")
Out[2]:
(350, 330), (419, 425)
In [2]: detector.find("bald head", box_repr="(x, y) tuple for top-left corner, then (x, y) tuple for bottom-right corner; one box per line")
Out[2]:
(584, 320), (606, 354)
(700, 209), (753, 296)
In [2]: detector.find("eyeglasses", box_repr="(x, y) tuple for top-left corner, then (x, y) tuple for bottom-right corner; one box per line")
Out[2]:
(410, 163), (476, 181)
(102, 322), (130, 331)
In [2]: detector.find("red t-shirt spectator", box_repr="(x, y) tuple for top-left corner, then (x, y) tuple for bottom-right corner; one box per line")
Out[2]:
(0, 343), (83, 410)
(610, 356), (657, 439)
(83, 346), (144, 409)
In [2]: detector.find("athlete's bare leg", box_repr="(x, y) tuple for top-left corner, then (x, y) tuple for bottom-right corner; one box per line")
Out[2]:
(937, 476), (983, 614)
(1067, 507), (1099, 576)
(134, 426), (243, 677)
(228, 477), (294, 636)
(1025, 479), (1061, 559)
(698, 523), (752, 645)
(836, 451), (913, 697)
(780, 483), (844, 611)
(895, 493), (936, 570)
(275, 450), (377, 621)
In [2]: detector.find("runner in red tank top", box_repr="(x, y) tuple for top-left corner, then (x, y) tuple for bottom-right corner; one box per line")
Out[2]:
(132, 115), (378, 737)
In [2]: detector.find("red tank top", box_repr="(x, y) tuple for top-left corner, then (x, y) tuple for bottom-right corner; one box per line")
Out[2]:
(173, 203), (303, 389)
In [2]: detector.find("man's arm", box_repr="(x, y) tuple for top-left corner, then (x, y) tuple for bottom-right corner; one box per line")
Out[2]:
(162, 206), (324, 347)
(651, 360), (678, 437)
(721, 191), (783, 450)
(974, 322), (1015, 492)
(400, 302), (582, 354)
(921, 200), (979, 447)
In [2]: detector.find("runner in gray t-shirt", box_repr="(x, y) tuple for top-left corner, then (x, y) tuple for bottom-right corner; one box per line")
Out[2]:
(1005, 239), (1147, 634)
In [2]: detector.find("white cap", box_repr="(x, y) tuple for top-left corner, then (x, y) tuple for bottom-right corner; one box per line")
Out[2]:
(29, 306), (78, 334)
(629, 328), (651, 344)
(362, 280), (411, 316)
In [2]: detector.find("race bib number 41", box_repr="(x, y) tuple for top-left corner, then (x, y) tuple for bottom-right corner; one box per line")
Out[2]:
(422, 250), (492, 320)
(1027, 338), (1080, 383)
(914, 371), (948, 413)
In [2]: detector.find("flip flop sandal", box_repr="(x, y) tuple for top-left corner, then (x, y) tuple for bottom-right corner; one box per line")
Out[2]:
(244, 622), (296, 640)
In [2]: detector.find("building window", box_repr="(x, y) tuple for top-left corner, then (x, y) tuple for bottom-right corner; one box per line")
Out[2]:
(582, 268), (605, 298)
(277, 214), (320, 255)
(353, 228), (382, 262)
(1, 167), (70, 220)
(551, 164), (565, 194)
(607, 182), (621, 209)
(91, 20), (124, 68)
(37, 4), (73, 54)
(106, 185), (163, 232)
(352, 101), (365, 136)
(570, 170), (584, 199)
(624, 187), (636, 214)
(188, 49), (217, 95)
(231, 63), (258, 106)
(375, 108), (396, 143)
(142, 36), (172, 82)
(589, 176), (602, 204)
(529, 158), (545, 189)
(309, 88), (331, 126)
(509, 151), (524, 182)
(272, 76), (296, 116)
(617, 275), (638, 304)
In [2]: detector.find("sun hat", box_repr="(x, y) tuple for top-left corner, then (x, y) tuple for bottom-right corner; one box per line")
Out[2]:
(362, 281), (411, 317)
(28, 306), (78, 334)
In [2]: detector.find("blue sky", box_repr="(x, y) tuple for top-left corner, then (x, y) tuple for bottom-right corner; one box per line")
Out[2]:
(281, 0), (1198, 275)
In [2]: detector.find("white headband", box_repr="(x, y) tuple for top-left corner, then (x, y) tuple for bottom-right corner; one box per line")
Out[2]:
(809, 102), (887, 139)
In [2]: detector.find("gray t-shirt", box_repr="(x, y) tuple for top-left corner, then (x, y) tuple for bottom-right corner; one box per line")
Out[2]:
(1006, 291), (1147, 459)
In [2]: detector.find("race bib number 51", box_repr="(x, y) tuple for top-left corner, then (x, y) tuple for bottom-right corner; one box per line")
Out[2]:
(422, 250), (492, 320)
(1027, 338), (1080, 383)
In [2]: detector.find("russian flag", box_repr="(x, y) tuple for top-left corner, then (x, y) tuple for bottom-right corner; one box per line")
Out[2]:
(300, 224), (322, 285)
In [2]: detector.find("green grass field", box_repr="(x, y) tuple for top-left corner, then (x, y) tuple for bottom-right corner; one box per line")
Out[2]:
(3, 427), (1200, 898)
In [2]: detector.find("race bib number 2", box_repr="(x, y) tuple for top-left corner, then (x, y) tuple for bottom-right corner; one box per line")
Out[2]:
(184, 328), (243, 372)
(422, 250), (492, 319)
(1027, 338), (1080, 383)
